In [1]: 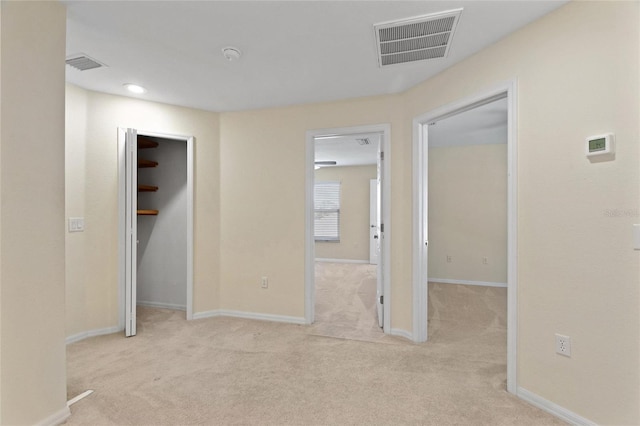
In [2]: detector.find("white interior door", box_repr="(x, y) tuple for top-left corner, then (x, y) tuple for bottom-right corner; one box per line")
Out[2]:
(376, 141), (384, 328)
(369, 179), (380, 265)
(124, 128), (138, 337)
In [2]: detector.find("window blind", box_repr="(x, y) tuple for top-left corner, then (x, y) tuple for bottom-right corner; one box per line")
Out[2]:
(314, 181), (341, 241)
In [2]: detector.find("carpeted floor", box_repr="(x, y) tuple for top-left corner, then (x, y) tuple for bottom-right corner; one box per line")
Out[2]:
(64, 271), (564, 425)
(307, 262), (394, 344)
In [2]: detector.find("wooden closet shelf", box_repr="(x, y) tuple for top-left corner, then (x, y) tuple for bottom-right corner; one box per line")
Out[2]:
(138, 136), (159, 149)
(138, 159), (158, 168)
(138, 184), (158, 192)
(137, 209), (159, 216)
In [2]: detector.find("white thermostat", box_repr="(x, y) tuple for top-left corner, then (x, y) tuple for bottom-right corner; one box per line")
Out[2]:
(586, 133), (614, 158)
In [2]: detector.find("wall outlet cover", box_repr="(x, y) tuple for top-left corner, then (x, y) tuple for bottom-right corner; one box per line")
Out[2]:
(555, 334), (571, 357)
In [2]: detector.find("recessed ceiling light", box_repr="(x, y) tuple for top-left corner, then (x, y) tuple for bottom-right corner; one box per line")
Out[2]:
(123, 83), (147, 94)
(222, 47), (242, 62)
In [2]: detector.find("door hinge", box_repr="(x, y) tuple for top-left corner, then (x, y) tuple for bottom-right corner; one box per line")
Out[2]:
(380, 223), (384, 233)
(380, 151), (384, 161)
(379, 295), (384, 305)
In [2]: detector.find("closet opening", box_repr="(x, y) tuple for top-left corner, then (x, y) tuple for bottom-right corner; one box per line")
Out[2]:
(118, 129), (194, 337)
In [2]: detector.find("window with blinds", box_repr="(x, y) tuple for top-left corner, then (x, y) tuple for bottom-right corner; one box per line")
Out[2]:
(314, 181), (341, 241)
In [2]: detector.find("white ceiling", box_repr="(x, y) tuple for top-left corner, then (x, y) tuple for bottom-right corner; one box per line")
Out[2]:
(64, 1), (567, 112)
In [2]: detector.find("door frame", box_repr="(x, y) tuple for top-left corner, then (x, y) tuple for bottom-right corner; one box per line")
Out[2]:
(412, 80), (518, 393)
(305, 124), (391, 332)
(117, 128), (195, 333)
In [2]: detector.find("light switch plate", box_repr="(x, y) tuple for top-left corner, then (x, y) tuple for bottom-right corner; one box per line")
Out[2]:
(68, 217), (85, 232)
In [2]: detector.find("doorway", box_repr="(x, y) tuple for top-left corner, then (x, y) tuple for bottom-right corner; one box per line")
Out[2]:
(117, 128), (194, 337)
(305, 124), (391, 335)
(413, 82), (518, 393)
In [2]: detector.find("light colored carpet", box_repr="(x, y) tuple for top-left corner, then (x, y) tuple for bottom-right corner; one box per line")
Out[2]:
(65, 282), (565, 425)
(307, 262), (395, 344)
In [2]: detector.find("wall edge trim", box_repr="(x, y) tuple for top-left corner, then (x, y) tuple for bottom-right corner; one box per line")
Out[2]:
(315, 258), (370, 264)
(192, 309), (306, 325)
(65, 326), (121, 345)
(517, 387), (596, 426)
(137, 301), (187, 311)
(390, 328), (413, 340)
(33, 406), (71, 426)
(428, 278), (507, 288)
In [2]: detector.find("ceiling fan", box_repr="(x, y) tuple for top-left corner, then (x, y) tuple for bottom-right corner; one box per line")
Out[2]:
(314, 160), (336, 170)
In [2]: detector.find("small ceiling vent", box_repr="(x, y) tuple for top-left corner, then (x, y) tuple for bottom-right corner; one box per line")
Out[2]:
(374, 8), (462, 67)
(65, 54), (107, 71)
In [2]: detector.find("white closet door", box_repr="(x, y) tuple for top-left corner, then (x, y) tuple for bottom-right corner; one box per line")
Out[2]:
(125, 128), (138, 337)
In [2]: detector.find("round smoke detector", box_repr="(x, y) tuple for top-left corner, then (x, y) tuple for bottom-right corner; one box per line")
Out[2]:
(222, 47), (242, 62)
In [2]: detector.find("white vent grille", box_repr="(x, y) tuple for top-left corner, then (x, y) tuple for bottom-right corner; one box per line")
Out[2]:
(65, 54), (107, 71)
(374, 9), (462, 67)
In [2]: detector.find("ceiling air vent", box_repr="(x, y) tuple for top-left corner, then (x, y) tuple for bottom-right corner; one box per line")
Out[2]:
(65, 54), (107, 71)
(374, 8), (462, 67)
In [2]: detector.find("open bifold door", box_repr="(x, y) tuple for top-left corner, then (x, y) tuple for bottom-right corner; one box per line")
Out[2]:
(125, 128), (138, 337)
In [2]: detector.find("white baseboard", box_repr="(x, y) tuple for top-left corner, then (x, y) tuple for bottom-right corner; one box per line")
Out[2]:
(390, 328), (413, 341)
(193, 309), (306, 325)
(137, 300), (186, 311)
(66, 326), (121, 345)
(192, 310), (220, 320)
(34, 406), (71, 426)
(315, 258), (370, 264)
(428, 278), (507, 288)
(67, 390), (94, 407)
(517, 387), (596, 426)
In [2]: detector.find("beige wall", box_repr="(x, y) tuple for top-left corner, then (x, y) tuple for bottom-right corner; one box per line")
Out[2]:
(219, 96), (406, 318)
(315, 165), (377, 261)
(65, 85), (221, 337)
(1, 1), (68, 424)
(404, 2), (639, 423)
(428, 144), (507, 283)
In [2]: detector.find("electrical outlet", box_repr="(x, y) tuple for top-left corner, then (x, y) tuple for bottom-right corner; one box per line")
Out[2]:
(482, 257), (488, 265)
(555, 334), (571, 357)
(261, 276), (268, 289)
(446, 255), (452, 263)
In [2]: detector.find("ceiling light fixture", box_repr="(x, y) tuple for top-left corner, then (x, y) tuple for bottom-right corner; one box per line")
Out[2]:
(222, 47), (242, 62)
(124, 83), (147, 94)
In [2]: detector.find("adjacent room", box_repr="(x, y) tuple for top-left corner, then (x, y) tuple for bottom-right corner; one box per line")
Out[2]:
(426, 97), (509, 379)
(310, 132), (386, 343)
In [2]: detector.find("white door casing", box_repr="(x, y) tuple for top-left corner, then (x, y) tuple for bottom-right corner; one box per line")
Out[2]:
(305, 124), (391, 333)
(412, 80), (518, 393)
